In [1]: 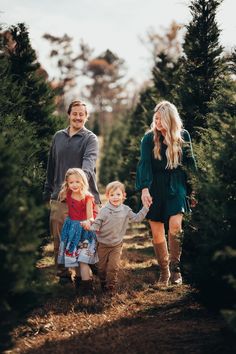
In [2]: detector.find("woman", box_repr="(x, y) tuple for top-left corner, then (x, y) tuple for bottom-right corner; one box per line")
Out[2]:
(136, 101), (197, 286)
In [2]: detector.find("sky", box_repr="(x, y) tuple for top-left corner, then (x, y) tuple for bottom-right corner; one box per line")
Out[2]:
(1, 0), (235, 85)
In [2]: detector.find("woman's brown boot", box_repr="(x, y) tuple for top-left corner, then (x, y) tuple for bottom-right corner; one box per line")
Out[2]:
(153, 241), (170, 286)
(168, 231), (183, 285)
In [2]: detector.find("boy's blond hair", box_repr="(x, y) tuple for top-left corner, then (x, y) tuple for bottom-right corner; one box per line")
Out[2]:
(106, 181), (125, 195)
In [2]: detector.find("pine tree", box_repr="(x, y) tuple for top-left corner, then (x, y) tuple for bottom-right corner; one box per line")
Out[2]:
(179, 0), (225, 139)
(117, 49), (181, 208)
(99, 114), (130, 187)
(0, 25), (56, 348)
(117, 87), (156, 209)
(182, 37), (236, 324)
(152, 52), (179, 102)
(7, 23), (57, 168)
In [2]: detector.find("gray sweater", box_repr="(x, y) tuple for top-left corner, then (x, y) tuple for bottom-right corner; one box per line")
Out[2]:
(43, 126), (100, 203)
(90, 202), (149, 246)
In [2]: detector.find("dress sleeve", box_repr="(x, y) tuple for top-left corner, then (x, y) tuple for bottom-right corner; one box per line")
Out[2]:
(135, 133), (153, 191)
(181, 130), (198, 195)
(182, 130), (197, 173)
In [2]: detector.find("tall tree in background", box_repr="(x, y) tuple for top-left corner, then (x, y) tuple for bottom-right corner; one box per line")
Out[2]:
(179, 0), (224, 139)
(85, 49), (128, 134)
(0, 23), (56, 348)
(177, 0), (236, 332)
(7, 24), (57, 170)
(112, 24), (182, 207)
(43, 34), (93, 115)
(140, 21), (182, 64)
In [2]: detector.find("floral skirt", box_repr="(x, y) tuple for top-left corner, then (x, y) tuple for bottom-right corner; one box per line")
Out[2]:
(58, 217), (98, 267)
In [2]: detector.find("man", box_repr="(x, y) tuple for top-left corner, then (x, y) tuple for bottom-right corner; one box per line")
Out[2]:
(43, 100), (100, 283)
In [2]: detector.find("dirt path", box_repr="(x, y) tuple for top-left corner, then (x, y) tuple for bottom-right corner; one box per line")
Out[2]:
(9, 226), (231, 354)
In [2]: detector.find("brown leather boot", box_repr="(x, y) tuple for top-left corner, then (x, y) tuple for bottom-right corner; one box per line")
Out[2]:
(153, 241), (170, 286)
(168, 231), (183, 285)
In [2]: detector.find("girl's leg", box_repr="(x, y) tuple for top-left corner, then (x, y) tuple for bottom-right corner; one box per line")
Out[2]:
(80, 262), (92, 280)
(78, 262), (93, 296)
(149, 221), (170, 286)
(168, 214), (183, 285)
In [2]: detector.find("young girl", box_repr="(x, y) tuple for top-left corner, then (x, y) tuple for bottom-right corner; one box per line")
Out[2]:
(57, 168), (98, 294)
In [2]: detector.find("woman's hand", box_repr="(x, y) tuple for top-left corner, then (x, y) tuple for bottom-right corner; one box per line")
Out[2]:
(141, 188), (152, 208)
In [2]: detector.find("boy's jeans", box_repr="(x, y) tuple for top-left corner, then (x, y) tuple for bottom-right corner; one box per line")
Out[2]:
(97, 242), (123, 288)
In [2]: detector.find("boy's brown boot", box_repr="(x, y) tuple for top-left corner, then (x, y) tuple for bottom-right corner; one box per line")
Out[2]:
(105, 284), (116, 297)
(153, 241), (170, 286)
(100, 280), (107, 293)
(168, 231), (183, 285)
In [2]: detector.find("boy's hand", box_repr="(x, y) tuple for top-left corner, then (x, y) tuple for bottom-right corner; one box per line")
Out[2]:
(143, 200), (151, 209)
(141, 188), (152, 208)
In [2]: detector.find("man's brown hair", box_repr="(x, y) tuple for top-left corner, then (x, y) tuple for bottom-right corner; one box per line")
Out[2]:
(67, 100), (88, 116)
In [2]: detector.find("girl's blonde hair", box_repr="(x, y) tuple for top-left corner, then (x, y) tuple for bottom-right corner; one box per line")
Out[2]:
(58, 168), (89, 201)
(151, 100), (184, 169)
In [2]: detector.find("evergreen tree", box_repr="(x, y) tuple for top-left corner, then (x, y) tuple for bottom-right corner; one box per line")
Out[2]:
(0, 24), (57, 348)
(0, 121), (43, 349)
(117, 87), (156, 209)
(6, 23), (57, 168)
(179, 0), (225, 139)
(182, 27), (236, 332)
(117, 49), (182, 208)
(99, 114), (130, 187)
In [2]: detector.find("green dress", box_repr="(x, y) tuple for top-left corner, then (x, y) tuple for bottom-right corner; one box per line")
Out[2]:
(136, 129), (197, 223)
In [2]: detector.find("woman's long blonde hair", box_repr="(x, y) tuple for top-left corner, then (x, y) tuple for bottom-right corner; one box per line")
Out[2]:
(58, 168), (89, 201)
(151, 101), (183, 169)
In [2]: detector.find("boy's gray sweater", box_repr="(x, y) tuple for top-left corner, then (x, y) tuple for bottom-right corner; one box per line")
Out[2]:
(90, 202), (149, 246)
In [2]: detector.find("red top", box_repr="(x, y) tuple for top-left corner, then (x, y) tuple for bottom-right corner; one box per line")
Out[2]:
(66, 191), (96, 221)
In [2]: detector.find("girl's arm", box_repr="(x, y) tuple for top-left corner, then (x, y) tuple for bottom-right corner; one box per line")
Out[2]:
(81, 198), (94, 230)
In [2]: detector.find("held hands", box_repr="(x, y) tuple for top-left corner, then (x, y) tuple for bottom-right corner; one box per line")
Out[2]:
(80, 219), (93, 230)
(141, 188), (152, 208)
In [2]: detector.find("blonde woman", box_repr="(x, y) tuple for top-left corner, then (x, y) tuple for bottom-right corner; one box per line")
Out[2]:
(57, 168), (98, 294)
(136, 101), (197, 286)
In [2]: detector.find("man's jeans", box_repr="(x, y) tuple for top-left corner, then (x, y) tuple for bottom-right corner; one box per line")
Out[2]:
(50, 200), (71, 277)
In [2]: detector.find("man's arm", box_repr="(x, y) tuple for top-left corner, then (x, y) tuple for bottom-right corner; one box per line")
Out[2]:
(82, 134), (99, 181)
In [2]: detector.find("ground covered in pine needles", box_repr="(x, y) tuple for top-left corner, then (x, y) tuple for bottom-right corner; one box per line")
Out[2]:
(7, 225), (234, 354)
